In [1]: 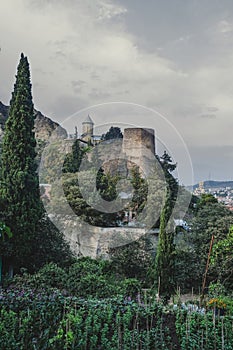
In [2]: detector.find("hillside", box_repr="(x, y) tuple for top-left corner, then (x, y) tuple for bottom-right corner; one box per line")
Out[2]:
(0, 101), (67, 142)
(187, 180), (233, 191)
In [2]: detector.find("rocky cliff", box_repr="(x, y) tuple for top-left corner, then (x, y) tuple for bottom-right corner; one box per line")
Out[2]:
(0, 101), (67, 142)
(48, 214), (159, 258)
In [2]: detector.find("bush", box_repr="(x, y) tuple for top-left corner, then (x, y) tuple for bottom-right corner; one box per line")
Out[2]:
(119, 278), (142, 299)
(7, 258), (143, 299)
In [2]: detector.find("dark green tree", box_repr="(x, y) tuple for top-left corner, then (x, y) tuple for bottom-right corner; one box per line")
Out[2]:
(96, 167), (118, 202)
(130, 166), (148, 214)
(101, 126), (123, 140)
(190, 199), (233, 289)
(174, 195), (233, 292)
(210, 225), (233, 290)
(0, 53), (43, 269)
(152, 152), (178, 302)
(0, 221), (13, 283)
(62, 171), (120, 227)
(109, 236), (152, 282)
(197, 193), (218, 209)
(63, 139), (85, 173)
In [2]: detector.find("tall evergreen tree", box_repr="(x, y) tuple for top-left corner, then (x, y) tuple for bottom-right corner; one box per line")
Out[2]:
(63, 139), (84, 173)
(153, 152), (178, 302)
(1, 53), (43, 269)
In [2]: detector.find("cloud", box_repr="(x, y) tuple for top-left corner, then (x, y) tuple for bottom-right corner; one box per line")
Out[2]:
(1, 0), (233, 182)
(0, 0), (191, 121)
(71, 80), (87, 94)
(191, 144), (233, 181)
(199, 114), (216, 119)
(217, 19), (233, 33)
(207, 106), (219, 112)
(97, 1), (127, 20)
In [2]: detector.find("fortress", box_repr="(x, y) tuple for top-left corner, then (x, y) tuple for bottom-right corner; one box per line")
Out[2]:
(43, 115), (163, 258)
(59, 117), (159, 258)
(78, 115), (156, 177)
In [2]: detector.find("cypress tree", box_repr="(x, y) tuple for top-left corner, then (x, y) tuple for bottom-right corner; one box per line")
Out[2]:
(1, 53), (43, 269)
(153, 152), (178, 303)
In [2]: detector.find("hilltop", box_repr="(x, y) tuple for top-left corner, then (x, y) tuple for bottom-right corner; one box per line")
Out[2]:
(0, 101), (67, 142)
(188, 180), (233, 191)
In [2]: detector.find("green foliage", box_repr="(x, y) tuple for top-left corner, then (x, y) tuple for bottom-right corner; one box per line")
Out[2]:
(110, 237), (152, 282)
(209, 226), (233, 289)
(29, 217), (74, 271)
(65, 258), (117, 298)
(174, 199), (233, 293)
(0, 288), (178, 350)
(0, 222), (13, 241)
(206, 282), (233, 315)
(0, 53), (43, 269)
(1, 284), (233, 349)
(208, 280), (226, 298)
(153, 152), (178, 302)
(8, 258), (143, 299)
(0, 222), (13, 260)
(174, 249), (200, 292)
(63, 139), (87, 173)
(61, 171), (120, 227)
(0, 54), (73, 273)
(197, 193), (218, 209)
(154, 206), (176, 302)
(61, 163), (160, 228)
(101, 126), (123, 140)
(175, 309), (233, 350)
(96, 167), (119, 202)
(190, 201), (233, 287)
(130, 166), (148, 214)
(160, 151), (177, 173)
(0, 218), (72, 276)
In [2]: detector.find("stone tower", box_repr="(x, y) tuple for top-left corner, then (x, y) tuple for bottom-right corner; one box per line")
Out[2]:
(82, 114), (94, 142)
(122, 128), (156, 176)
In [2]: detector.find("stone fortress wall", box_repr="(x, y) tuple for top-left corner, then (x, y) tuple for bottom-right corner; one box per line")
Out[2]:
(122, 128), (156, 176)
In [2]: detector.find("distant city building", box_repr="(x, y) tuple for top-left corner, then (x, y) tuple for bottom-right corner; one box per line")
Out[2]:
(192, 180), (233, 210)
(193, 181), (205, 196)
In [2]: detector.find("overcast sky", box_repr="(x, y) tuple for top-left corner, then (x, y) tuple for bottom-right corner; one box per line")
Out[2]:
(1, 0), (233, 184)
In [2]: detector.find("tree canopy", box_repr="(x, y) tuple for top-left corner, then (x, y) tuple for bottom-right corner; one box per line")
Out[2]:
(101, 126), (123, 140)
(152, 152), (178, 302)
(0, 53), (43, 269)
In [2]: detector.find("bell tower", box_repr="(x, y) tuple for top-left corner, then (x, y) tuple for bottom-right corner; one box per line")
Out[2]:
(82, 114), (94, 142)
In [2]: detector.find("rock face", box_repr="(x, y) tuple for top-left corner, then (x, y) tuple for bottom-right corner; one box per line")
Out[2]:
(34, 110), (67, 141)
(0, 101), (67, 142)
(49, 214), (159, 258)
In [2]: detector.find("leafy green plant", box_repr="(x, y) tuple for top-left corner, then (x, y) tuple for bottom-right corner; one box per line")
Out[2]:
(0, 222), (13, 241)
